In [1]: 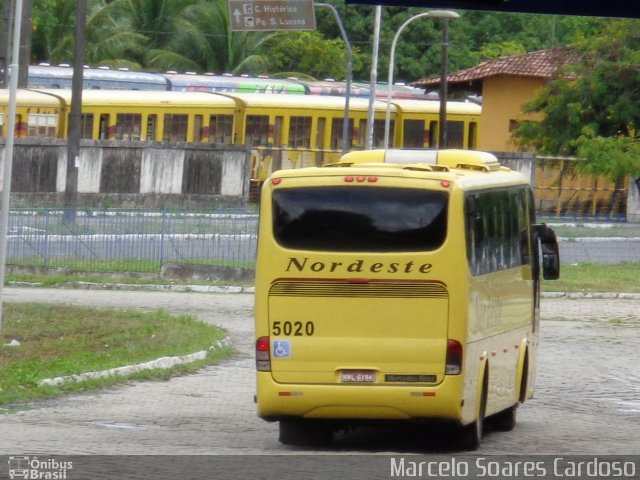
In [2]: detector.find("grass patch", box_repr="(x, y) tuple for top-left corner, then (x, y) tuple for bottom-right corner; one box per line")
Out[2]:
(0, 303), (232, 407)
(543, 262), (640, 293)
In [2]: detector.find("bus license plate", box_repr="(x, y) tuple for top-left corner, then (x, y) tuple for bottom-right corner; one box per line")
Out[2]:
(341, 370), (376, 383)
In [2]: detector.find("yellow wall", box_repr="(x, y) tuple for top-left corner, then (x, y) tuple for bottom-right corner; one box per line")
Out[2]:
(477, 75), (545, 152)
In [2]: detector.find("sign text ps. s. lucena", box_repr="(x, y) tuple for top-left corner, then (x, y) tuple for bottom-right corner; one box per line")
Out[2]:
(228, 0), (317, 31)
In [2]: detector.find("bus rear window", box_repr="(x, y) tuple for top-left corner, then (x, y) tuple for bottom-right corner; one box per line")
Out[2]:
(273, 187), (448, 252)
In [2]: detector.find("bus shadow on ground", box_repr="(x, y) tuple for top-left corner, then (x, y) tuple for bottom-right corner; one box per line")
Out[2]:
(285, 421), (504, 453)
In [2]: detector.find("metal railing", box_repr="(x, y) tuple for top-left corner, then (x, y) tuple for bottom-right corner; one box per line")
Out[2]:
(6, 207), (258, 273)
(5, 207), (640, 273)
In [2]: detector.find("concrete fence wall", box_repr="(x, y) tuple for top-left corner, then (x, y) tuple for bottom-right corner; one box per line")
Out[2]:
(1, 139), (251, 208)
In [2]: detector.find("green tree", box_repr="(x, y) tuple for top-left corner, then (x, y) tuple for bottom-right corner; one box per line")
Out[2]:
(31, 0), (77, 64)
(513, 20), (640, 184)
(259, 31), (363, 79)
(162, 0), (273, 74)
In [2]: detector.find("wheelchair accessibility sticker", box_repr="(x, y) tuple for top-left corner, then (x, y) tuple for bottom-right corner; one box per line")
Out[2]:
(273, 340), (291, 359)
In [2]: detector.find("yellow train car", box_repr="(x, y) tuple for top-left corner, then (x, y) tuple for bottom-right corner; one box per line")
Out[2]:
(31, 89), (239, 143)
(0, 89), (483, 198)
(390, 99), (481, 149)
(0, 89), (66, 138)
(219, 93), (398, 184)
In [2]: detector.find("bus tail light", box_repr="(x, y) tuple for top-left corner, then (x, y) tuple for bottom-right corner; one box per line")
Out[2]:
(256, 336), (271, 372)
(446, 339), (463, 375)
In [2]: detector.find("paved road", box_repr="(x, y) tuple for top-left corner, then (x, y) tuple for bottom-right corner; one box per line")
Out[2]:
(1, 288), (640, 456)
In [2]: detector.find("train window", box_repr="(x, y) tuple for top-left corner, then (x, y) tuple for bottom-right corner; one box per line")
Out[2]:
(289, 116), (311, 148)
(330, 118), (354, 150)
(147, 114), (157, 141)
(28, 114), (57, 138)
(194, 115), (203, 142)
(81, 114), (94, 139)
(468, 122), (478, 149)
(357, 119), (367, 148)
(163, 114), (188, 142)
(403, 120), (425, 148)
(246, 115), (269, 147)
(429, 120), (438, 148)
(316, 118), (326, 149)
(447, 120), (464, 149)
(116, 113), (142, 141)
(372, 119), (387, 148)
(99, 114), (110, 139)
(209, 115), (233, 144)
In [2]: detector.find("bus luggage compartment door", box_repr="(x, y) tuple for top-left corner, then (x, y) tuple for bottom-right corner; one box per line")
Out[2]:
(267, 279), (449, 385)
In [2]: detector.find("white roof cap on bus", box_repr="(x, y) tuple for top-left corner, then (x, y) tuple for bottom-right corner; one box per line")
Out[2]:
(339, 149), (503, 172)
(384, 149), (438, 165)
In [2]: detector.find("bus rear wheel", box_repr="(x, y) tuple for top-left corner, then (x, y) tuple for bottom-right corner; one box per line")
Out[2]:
(279, 419), (332, 447)
(460, 377), (487, 450)
(490, 404), (517, 431)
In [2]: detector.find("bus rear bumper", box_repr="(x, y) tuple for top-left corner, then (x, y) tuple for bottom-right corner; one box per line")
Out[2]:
(256, 374), (463, 423)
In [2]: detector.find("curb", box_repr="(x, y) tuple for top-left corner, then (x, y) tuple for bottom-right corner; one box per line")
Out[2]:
(8, 281), (255, 294)
(541, 292), (640, 300)
(38, 337), (234, 387)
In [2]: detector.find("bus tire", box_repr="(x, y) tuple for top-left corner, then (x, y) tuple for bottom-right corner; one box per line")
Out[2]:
(460, 372), (487, 450)
(490, 404), (517, 431)
(279, 419), (332, 447)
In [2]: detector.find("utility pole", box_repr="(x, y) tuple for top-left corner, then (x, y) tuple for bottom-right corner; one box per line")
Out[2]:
(17, 0), (31, 87)
(0, 0), (24, 340)
(63, 0), (86, 225)
(0, 0), (12, 88)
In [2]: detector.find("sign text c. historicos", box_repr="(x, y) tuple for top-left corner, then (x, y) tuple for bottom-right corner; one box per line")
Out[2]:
(228, 0), (317, 31)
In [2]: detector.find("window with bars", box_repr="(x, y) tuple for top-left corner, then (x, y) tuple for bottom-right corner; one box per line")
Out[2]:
(81, 114), (94, 139)
(330, 118), (354, 150)
(115, 113), (142, 140)
(27, 114), (58, 138)
(163, 114), (188, 142)
(209, 114), (234, 144)
(246, 115), (269, 146)
(288, 116), (312, 148)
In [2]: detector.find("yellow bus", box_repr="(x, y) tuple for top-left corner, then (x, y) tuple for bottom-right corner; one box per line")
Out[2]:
(254, 149), (559, 449)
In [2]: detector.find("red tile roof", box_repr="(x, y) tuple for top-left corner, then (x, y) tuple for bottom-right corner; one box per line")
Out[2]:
(412, 46), (578, 88)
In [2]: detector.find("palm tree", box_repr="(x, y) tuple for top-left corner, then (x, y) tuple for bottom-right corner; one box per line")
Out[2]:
(159, 0), (274, 74)
(31, 0), (77, 64)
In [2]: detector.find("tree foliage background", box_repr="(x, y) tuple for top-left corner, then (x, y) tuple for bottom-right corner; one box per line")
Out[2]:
(2, 0), (611, 81)
(514, 19), (640, 183)
(4, 0), (640, 180)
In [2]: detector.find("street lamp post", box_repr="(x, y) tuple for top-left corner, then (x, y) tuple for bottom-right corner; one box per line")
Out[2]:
(384, 9), (460, 149)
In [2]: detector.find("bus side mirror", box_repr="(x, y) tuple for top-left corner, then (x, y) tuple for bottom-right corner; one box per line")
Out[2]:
(534, 224), (560, 280)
